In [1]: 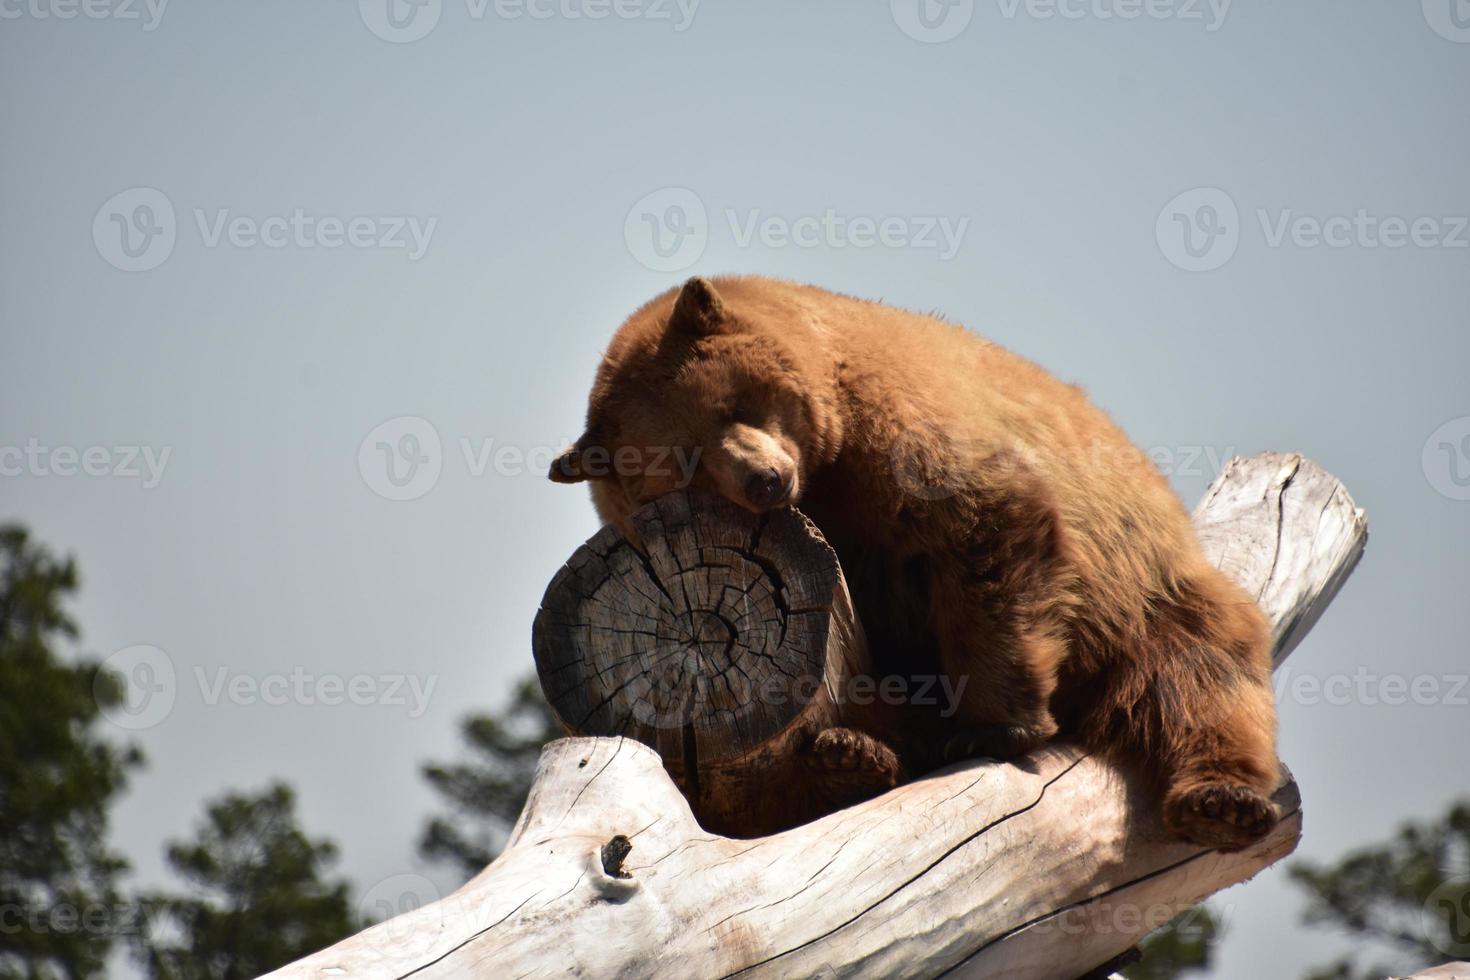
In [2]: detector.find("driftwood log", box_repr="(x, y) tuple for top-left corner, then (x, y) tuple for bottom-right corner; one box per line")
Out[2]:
(268, 452), (1367, 980)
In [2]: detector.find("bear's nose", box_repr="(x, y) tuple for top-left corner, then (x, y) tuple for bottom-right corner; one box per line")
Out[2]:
(743, 468), (792, 510)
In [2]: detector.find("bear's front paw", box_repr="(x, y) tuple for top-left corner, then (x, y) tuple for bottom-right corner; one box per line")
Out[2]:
(1163, 782), (1280, 852)
(802, 727), (901, 806)
(939, 723), (1048, 764)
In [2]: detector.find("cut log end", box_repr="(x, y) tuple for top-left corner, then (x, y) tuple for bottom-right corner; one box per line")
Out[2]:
(533, 491), (860, 778)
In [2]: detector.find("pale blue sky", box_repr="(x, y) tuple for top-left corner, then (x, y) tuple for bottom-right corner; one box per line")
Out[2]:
(2, 1), (1468, 977)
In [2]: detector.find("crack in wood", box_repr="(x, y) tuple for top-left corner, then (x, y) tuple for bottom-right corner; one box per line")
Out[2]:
(719, 754), (1091, 977)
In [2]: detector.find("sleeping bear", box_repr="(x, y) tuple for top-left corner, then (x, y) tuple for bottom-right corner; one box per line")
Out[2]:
(549, 275), (1279, 851)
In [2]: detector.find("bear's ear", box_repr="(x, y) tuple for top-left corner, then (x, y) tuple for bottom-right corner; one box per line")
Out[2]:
(548, 447), (587, 483)
(668, 276), (727, 336)
(549, 434), (599, 484)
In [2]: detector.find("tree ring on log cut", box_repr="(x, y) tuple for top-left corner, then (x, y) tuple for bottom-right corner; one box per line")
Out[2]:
(533, 490), (844, 773)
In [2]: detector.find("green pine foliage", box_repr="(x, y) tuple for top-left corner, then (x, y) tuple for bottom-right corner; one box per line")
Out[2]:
(1290, 802), (1470, 980)
(131, 783), (360, 980)
(418, 676), (562, 879)
(0, 525), (143, 980)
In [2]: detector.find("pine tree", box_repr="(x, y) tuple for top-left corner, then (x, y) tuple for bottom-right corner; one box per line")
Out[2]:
(1124, 905), (1221, 980)
(132, 784), (360, 980)
(1289, 801), (1470, 979)
(418, 677), (562, 878)
(0, 525), (143, 980)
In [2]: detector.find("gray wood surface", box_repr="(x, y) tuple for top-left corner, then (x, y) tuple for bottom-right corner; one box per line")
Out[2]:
(266, 453), (1368, 980)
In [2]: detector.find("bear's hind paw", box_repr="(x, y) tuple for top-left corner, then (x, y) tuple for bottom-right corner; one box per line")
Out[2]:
(1163, 782), (1280, 852)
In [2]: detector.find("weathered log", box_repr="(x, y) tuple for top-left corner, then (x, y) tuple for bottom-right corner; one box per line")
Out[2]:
(532, 490), (879, 835)
(1193, 453), (1367, 665)
(1398, 964), (1470, 979)
(266, 452), (1366, 980)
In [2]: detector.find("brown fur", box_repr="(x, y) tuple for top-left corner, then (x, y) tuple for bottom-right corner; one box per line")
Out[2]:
(551, 275), (1280, 850)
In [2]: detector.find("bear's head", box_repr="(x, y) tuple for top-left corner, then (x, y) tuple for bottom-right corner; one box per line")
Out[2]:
(549, 276), (842, 538)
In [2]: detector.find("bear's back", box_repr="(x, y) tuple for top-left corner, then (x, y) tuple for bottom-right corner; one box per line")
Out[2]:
(703, 276), (1207, 599)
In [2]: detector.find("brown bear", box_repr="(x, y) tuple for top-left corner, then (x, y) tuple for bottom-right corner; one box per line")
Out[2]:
(549, 275), (1280, 851)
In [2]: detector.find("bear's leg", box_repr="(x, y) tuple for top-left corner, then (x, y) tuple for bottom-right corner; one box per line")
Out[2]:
(930, 586), (1066, 763)
(1156, 652), (1281, 848)
(1102, 570), (1281, 851)
(926, 457), (1075, 764)
(1160, 722), (1279, 851)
